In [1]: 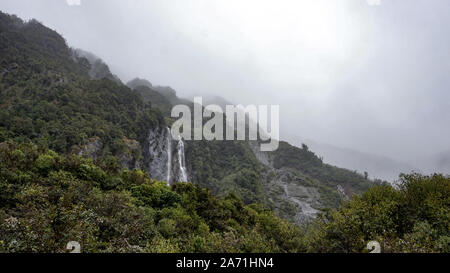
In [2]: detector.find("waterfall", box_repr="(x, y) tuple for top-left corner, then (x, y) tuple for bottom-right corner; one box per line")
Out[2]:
(146, 126), (187, 184)
(166, 127), (172, 184)
(177, 138), (188, 182)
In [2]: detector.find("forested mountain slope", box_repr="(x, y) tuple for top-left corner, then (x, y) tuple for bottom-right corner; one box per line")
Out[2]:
(0, 11), (376, 224)
(0, 12), (163, 168)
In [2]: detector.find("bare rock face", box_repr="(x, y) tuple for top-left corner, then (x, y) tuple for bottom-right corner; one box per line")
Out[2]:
(337, 184), (349, 200)
(144, 127), (170, 182)
(249, 141), (321, 224)
(119, 137), (142, 170)
(77, 137), (103, 159)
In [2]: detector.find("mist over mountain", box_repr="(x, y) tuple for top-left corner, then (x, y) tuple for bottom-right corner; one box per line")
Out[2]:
(415, 150), (450, 176)
(71, 48), (122, 83)
(1, 0), (447, 166)
(297, 139), (418, 182)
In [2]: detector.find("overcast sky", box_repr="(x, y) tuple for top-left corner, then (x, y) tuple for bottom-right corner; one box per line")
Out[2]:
(1, 0), (449, 163)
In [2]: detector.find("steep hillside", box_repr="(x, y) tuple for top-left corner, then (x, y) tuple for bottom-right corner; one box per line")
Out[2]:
(127, 77), (188, 106)
(133, 85), (172, 116)
(0, 12), (164, 169)
(72, 48), (122, 84)
(248, 141), (375, 222)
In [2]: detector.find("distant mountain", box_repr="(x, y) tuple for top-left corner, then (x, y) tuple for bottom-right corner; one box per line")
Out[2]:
(431, 151), (450, 174)
(125, 78), (171, 115)
(414, 150), (450, 176)
(152, 86), (178, 103)
(291, 139), (418, 182)
(126, 77), (153, 89)
(202, 95), (234, 110)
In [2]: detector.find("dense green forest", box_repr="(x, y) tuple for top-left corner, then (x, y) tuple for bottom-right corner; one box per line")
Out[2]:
(0, 142), (447, 252)
(0, 11), (448, 253)
(0, 142), (304, 252)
